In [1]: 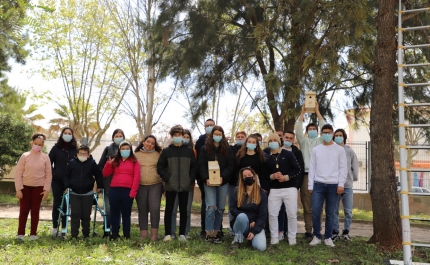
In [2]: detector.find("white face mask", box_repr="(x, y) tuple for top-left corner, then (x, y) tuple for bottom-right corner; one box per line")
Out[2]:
(78, 156), (88, 162)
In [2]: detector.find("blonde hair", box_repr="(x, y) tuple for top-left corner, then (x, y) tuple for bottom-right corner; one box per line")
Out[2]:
(237, 167), (261, 208)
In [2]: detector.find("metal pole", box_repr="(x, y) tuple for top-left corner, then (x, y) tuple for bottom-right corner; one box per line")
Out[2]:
(398, 1), (413, 263)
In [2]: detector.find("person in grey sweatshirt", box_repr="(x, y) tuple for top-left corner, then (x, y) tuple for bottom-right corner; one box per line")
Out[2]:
(331, 129), (358, 241)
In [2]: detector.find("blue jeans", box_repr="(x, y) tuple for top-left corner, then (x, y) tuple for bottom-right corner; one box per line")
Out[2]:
(311, 182), (339, 239)
(204, 184), (228, 231)
(171, 189), (194, 235)
(333, 187), (353, 232)
(233, 213), (266, 251)
(109, 187), (133, 237)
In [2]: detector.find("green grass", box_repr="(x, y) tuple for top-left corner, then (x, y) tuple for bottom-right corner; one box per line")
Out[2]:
(0, 219), (429, 264)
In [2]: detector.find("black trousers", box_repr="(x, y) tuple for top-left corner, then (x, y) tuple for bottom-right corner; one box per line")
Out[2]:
(70, 194), (93, 237)
(165, 191), (188, 236)
(198, 182), (206, 232)
(51, 180), (67, 228)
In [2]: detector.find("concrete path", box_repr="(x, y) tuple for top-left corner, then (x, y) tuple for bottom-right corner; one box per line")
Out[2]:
(1, 205), (429, 243)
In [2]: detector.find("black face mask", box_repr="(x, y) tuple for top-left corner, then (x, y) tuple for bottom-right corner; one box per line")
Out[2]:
(243, 177), (255, 186)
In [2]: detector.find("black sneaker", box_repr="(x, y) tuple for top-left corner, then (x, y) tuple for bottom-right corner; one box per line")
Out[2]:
(205, 235), (213, 242)
(110, 234), (120, 241)
(342, 230), (351, 241)
(212, 235), (223, 244)
(305, 232), (313, 240)
(218, 231), (224, 239)
(103, 232), (111, 238)
(199, 231), (206, 239)
(331, 230), (340, 241)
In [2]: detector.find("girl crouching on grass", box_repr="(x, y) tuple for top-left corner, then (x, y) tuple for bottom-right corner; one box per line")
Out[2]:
(230, 167), (267, 251)
(15, 133), (52, 241)
(103, 141), (140, 240)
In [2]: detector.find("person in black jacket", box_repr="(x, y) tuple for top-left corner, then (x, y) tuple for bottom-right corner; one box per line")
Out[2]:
(199, 125), (234, 244)
(194, 118), (215, 237)
(230, 167), (268, 251)
(48, 127), (78, 239)
(157, 125), (197, 243)
(277, 130), (305, 240)
(228, 131), (247, 235)
(266, 133), (301, 246)
(98, 128), (125, 237)
(64, 145), (104, 239)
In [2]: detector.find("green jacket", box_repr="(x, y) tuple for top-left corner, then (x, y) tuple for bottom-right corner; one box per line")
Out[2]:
(157, 143), (197, 192)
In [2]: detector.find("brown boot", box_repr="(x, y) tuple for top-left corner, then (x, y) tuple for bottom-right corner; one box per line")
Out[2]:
(150, 228), (158, 242)
(140, 230), (148, 239)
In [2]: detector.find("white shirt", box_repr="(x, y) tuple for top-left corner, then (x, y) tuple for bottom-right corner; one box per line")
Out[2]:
(308, 143), (348, 190)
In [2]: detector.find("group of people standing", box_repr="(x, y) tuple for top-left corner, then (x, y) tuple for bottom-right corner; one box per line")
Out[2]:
(14, 103), (358, 251)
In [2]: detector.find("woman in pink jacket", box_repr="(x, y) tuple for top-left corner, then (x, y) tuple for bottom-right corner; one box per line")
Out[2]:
(102, 141), (140, 240)
(15, 133), (52, 241)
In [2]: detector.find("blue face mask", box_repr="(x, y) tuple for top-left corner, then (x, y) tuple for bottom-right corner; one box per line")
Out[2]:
(334, 136), (344, 145)
(183, 139), (190, 144)
(268, 142), (279, 150)
(120, 150), (130, 158)
(236, 140), (245, 146)
(172, 137), (183, 144)
(246, 143), (256, 151)
(308, 130), (318, 139)
(62, 134), (72, 142)
(322, 134), (332, 143)
(283, 141), (292, 147)
(114, 137), (124, 145)
(213, 135), (222, 143)
(205, 126), (213, 134)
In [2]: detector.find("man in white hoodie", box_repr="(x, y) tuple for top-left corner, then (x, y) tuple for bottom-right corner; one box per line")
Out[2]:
(308, 124), (347, 247)
(295, 102), (325, 239)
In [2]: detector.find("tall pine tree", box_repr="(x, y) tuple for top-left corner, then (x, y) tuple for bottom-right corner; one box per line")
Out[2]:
(157, 0), (375, 130)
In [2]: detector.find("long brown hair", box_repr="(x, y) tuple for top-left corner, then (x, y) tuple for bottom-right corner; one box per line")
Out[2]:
(237, 167), (261, 207)
(204, 125), (229, 157)
(135, 135), (162, 153)
(236, 135), (266, 163)
(184, 129), (194, 148)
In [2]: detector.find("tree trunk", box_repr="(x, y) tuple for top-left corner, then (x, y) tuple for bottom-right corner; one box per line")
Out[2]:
(145, 0), (155, 136)
(368, 0), (401, 248)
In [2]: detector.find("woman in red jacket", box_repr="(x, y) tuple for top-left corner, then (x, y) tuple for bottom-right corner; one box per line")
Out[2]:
(102, 141), (140, 240)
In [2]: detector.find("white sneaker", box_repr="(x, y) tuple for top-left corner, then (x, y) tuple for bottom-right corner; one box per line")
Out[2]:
(178, 235), (187, 242)
(163, 235), (171, 242)
(278, 233), (284, 241)
(324, 238), (335, 247)
(270, 238), (279, 245)
(309, 236), (321, 246)
(52, 229), (58, 238)
(185, 235), (191, 240)
(288, 238), (297, 246)
(30, 235), (38, 241)
(16, 235), (24, 241)
(171, 234), (176, 239)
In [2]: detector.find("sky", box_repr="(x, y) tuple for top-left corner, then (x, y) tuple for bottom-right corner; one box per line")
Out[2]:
(6, 58), (350, 142)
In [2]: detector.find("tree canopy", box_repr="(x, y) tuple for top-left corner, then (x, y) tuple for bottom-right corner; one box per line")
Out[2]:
(156, 0), (375, 131)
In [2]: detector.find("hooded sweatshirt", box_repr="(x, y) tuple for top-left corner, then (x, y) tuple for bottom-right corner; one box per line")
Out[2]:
(342, 145), (359, 188)
(295, 119), (326, 172)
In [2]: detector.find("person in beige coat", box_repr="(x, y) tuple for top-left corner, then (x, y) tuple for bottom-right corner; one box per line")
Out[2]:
(135, 135), (163, 241)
